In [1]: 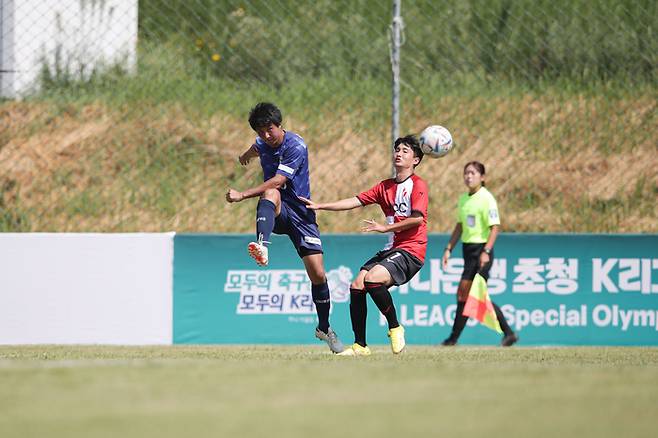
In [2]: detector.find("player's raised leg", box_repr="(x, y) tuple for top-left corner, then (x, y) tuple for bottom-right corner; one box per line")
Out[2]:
(248, 189), (281, 266)
(303, 253), (345, 353)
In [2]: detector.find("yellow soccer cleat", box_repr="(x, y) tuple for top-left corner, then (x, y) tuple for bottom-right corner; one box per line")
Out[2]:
(337, 343), (372, 356)
(388, 325), (406, 354)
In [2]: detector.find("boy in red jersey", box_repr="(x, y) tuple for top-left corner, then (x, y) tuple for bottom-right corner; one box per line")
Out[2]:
(300, 135), (428, 355)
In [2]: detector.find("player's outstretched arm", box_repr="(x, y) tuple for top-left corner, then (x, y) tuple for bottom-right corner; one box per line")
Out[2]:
(362, 212), (424, 233)
(226, 174), (287, 203)
(299, 196), (362, 211)
(238, 144), (259, 166)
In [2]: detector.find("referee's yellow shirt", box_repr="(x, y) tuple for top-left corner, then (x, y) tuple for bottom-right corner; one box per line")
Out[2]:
(457, 187), (500, 243)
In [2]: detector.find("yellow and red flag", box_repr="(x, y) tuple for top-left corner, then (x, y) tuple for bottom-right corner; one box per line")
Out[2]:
(463, 273), (502, 333)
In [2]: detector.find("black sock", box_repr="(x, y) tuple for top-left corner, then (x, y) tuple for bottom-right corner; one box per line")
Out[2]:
(492, 302), (513, 336)
(365, 282), (399, 329)
(448, 301), (468, 341)
(350, 289), (367, 347)
(312, 282), (331, 333)
(255, 199), (275, 244)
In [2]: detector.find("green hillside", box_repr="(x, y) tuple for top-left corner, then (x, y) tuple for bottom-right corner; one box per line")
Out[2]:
(1, 0), (656, 232)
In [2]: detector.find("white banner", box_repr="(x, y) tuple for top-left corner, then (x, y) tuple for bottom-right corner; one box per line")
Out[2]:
(0, 233), (173, 344)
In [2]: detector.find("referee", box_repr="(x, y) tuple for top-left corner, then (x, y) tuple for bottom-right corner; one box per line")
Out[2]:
(441, 161), (518, 347)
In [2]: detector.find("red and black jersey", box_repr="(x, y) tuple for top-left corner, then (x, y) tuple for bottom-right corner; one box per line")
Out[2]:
(356, 174), (429, 263)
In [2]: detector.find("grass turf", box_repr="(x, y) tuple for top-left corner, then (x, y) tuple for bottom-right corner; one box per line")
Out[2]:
(1, 346), (657, 438)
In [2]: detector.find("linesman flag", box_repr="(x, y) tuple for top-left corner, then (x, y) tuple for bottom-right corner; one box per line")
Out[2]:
(462, 273), (503, 333)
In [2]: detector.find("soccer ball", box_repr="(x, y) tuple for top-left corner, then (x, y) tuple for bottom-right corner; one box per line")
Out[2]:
(419, 125), (453, 158)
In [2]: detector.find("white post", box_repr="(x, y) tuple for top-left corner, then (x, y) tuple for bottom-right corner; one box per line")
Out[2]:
(0, 0), (16, 97)
(0, 0), (138, 99)
(390, 0), (402, 177)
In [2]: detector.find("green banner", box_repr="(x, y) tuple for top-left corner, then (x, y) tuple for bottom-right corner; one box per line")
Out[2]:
(173, 234), (658, 346)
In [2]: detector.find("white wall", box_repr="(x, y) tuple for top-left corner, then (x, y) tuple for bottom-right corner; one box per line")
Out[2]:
(0, 233), (173, 345)
(1, 0), (138, 98)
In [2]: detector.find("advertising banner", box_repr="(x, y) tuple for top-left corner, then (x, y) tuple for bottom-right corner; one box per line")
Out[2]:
(173, 234), (658, 346)
(0, 233), (173, 345)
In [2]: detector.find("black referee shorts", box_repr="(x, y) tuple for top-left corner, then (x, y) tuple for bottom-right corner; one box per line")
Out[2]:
(461, 243), (494, 281)
(361, 248), (423, 286)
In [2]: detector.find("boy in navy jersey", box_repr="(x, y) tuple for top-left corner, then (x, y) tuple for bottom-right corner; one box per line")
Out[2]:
(301, 135), (428, 355)
(226, 102), (344, 353)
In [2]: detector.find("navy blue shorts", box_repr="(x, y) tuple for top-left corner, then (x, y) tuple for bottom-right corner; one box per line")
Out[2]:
(273, 199), (323, 258)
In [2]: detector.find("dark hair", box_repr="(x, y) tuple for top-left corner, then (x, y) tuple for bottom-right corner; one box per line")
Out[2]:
(248, 102), (283, 130)
(394, 135), (424, 166)
(464, 161), (486, 186)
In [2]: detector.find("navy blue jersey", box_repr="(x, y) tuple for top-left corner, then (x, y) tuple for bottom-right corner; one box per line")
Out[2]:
(254, 131), (311, 205)
(253, 131), (322, 255)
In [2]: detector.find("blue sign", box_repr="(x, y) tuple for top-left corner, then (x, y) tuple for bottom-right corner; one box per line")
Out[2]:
(174, 234), (658, 346)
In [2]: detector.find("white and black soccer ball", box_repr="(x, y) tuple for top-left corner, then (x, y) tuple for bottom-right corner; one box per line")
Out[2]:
(419, 125), (453, 158)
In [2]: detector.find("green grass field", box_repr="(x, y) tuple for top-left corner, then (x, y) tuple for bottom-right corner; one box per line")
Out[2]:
(1, 346), (657, 438)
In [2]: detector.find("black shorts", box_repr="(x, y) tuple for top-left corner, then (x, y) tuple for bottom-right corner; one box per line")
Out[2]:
(360, 248), (423, 286)
(461, 243), (493, 281)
